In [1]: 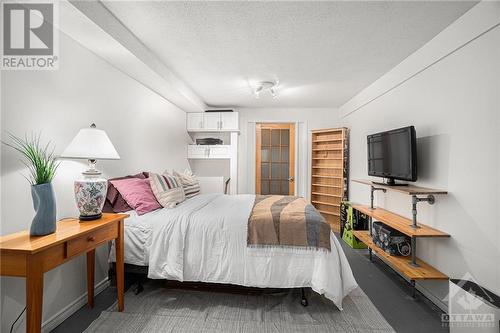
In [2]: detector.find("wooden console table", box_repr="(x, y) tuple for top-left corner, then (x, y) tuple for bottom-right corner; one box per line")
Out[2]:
(0, 213), (128, 333)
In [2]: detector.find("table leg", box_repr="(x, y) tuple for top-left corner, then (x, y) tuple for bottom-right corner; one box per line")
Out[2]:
(115, 219), (125, 311)
(87, 249), (95, 308)
(26, 255), (43, 333)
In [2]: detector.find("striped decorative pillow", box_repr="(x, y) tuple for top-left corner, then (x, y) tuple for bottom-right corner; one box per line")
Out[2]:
(149, 173), (185, 208)
(173, 169), (201, 199)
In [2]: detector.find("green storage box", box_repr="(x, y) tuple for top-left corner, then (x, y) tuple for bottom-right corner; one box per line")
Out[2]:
(341, 202), (367, 249)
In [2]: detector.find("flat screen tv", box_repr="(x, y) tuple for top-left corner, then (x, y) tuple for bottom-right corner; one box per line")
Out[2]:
(367, 126), (417, 185)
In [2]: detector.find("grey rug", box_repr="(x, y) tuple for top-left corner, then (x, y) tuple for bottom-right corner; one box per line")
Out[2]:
(85, 282), (394, 332)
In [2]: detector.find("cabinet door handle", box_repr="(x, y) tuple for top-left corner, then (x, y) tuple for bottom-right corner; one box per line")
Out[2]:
(87, 236), (95, 242)
(199, 121), (203, 129)
(220, 121), (223, 129)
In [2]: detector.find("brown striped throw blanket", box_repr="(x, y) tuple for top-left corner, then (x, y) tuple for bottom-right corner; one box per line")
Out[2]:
(247, 195), (331, 251)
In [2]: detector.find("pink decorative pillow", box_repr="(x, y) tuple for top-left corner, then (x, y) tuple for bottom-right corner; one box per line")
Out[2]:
(104, 172), (148, 213)
(110, 178), (161, 215)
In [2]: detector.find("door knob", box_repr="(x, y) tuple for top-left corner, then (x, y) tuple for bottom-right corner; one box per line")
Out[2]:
(288, 177), (294, 182)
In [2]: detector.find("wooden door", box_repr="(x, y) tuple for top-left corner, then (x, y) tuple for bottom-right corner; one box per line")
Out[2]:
(256, 123), (295, 195)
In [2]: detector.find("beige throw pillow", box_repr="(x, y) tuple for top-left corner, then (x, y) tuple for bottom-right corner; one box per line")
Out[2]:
(173, 169), (201, 199)
(149, 172), (185, 208)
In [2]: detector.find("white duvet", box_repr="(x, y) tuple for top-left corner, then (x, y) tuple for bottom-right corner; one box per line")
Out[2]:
(110, 193), (357, 309)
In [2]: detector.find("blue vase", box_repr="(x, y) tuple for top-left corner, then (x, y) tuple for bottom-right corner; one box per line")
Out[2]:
(30, 183), (57, 236)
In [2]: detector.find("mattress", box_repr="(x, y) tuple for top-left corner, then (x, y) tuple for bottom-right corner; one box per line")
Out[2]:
(109, 193), (357, 309)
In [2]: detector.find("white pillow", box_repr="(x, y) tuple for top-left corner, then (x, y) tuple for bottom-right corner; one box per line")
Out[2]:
(173, 169), (201, 199)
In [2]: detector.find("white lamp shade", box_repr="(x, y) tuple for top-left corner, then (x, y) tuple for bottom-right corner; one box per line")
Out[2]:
(61, 127), (120, 160)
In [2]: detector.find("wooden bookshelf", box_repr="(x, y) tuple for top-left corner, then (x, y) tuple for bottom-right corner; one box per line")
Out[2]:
(351, 205), (450, 238)
(311, 128), (348, 232)
(352, 231), (448, 280)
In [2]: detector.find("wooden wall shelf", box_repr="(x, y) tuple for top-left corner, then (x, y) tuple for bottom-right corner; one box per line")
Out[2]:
(352, 205), (449, 238)
(310, 128), (348, 232)
(351, 178), (450, 297)
(353, 231), (448, 280)
(352, 179), (447, 195)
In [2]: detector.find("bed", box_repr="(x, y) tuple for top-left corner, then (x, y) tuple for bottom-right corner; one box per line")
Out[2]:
(109, 193), (357, 310)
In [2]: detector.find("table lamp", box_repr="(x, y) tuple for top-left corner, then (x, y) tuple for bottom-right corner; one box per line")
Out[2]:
(61, 124), (120, 221)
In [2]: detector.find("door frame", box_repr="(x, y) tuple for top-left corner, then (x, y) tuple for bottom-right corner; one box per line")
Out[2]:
(255, 123), (296, 195)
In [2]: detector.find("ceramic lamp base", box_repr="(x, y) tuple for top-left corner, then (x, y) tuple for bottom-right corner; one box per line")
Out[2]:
(79, 213), (102, 221)
(74, 176), (107, 222)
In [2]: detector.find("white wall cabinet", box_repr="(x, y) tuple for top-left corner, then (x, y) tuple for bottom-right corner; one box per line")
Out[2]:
(220, 112), (239, 130)
(203, 113), (220, 131)
(186, 112), (239, 132)
(208, 145), (231, 158)
(187, 145), (231, 159)
(187, 113), (239, 194)
(187, 145), (209, 159)
(186, 113), (204, 131)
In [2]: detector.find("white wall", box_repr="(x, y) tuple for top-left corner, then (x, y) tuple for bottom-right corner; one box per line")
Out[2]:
(0, 32), (190, 331)
(340, 1), (500, 309)
(236, 108), (339, 197)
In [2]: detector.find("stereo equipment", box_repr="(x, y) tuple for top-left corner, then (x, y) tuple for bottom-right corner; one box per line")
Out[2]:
(372, 221), (411, 256)
(196, 138), (223, 145)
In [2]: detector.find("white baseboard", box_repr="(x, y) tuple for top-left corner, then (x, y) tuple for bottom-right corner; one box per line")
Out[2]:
(41, 278), (110, 333)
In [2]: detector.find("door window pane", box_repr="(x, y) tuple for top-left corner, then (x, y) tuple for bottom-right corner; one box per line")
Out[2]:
(261, 181), (269, 195)
(271, 147), (280, 162)
(261, 163), (269, 179)
(270, 180), (280, 194)
(271, 129), (280, 146)
(281, 181), (289, 195)
(261, 129), (270, 146)
(261, 148), (270, 162)
(281, 147), (289, 162)
(271, 163), (281, 179)
(281, 129), (289, 145)
(281, 164), (289, 180)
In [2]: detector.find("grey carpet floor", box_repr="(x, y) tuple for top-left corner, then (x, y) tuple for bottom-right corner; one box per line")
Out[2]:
(84, 283), (394, 333)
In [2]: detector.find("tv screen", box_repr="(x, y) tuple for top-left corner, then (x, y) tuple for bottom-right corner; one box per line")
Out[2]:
(367, 126), (417, 184)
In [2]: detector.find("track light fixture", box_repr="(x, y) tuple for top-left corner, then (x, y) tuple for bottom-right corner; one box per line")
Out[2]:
(253, 80), (279, 99)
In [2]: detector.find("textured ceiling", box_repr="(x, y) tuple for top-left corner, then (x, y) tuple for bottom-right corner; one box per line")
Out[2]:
(102, 1), (477, 108)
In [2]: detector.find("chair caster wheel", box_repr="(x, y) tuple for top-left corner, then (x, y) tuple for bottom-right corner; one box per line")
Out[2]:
(301, 298), (308, 307)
